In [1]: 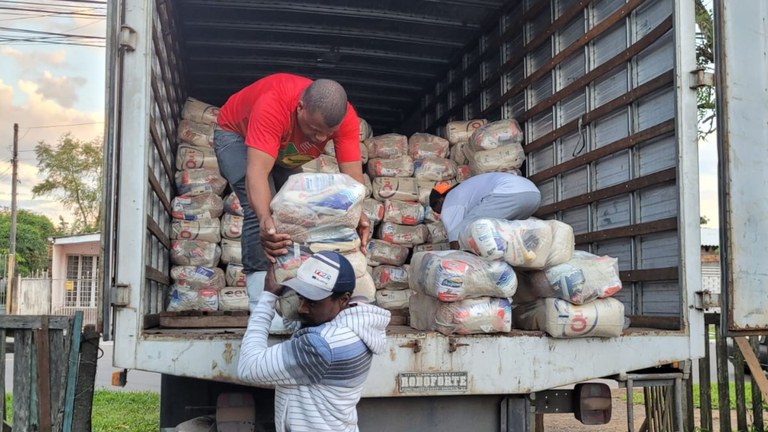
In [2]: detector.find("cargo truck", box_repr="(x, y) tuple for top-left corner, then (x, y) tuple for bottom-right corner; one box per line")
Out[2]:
(101, 0), (768, 429)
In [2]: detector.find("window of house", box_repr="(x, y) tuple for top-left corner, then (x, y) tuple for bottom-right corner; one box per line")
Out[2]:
(65, 255), (99, 308)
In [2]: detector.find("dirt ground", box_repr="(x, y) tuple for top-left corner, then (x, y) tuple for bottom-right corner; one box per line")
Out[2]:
(543, 389), (767, 431)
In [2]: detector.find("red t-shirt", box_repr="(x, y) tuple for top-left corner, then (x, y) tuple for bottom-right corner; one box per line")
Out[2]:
(217, 73), (361, 169)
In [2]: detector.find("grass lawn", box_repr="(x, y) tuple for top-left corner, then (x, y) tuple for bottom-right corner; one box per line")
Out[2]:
(5, 390), (160, 432)
(623, 383), (768, 410)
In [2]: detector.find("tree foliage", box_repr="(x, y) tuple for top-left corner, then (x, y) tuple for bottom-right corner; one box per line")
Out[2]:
(32, 134), (103, 234)
(695, 0), (716, 140)
(0, 209), (55, 276)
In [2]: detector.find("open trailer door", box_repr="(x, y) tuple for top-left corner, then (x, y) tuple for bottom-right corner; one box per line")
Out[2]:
(715, 0), (768, 335)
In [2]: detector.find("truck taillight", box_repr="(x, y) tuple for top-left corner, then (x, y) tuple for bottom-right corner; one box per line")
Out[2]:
(574, 383), (612, 425)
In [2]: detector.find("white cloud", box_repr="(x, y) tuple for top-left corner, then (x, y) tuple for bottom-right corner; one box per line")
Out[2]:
(0, 47), (67, 73)
(35, 71), (87, 108)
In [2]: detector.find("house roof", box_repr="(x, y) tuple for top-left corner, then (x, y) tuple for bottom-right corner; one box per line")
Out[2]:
(50, 233), (100, 245)
(701, 227), (719, 247)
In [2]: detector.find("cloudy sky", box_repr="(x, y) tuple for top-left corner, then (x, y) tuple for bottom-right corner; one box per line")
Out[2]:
(0, 1), (105, 225)
(0, 1), (720, 228)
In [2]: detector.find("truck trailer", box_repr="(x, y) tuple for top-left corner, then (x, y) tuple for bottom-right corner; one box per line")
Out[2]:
(100, 0), (768, 429)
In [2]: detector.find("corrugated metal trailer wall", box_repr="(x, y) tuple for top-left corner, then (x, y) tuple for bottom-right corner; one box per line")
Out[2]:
(420, 0), (684, 327)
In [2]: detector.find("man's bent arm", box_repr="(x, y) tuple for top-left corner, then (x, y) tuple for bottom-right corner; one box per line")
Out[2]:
(238, 292), (332, 386)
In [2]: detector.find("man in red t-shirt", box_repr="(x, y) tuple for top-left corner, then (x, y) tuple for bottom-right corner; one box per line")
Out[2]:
(215, 73), (369, 302)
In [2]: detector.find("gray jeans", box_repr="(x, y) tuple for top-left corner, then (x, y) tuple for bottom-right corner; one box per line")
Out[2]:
(214, 130), (300, 273)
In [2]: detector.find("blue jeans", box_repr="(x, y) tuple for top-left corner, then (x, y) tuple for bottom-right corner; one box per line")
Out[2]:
(214, 130), (300, 273)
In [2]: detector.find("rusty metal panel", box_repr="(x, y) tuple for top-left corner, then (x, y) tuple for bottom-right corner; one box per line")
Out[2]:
(715, 0), (768, 333)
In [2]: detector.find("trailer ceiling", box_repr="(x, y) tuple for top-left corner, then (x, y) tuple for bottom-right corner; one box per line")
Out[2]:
(176, 0), (511, 133)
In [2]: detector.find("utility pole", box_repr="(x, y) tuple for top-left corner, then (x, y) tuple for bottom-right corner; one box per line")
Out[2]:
(6, 123), (18, 314)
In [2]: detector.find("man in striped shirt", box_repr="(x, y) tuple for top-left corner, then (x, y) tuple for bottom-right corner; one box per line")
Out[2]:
(238, 251), (390, 432)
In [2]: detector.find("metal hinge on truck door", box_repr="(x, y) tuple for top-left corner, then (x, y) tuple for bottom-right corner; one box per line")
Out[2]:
(693, 290), (720, 311)
(118, 25), (137, 52)
(690, 69), (715, 88)
(112, 283), (130, 307)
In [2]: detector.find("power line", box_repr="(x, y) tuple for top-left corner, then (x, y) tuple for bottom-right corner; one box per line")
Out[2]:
(0, 26), (104, 39)
(24, 122), (104, 129)
(0, 6), (104, 17)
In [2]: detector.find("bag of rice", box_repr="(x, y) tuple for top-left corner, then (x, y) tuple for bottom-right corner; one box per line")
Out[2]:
(222, 192), (243, 216)
(513, 297), (625, 338)
(171, 240), (221, 267)
(466, 143), (525, 175)
(371, 265), (409, 290)
(271, 173), (364, 230)
(427, 221), (448, 243)
(175, 168), (227, 196)
(450, 141), (470, 165)
(383, 200), (425, 226)
(413, 157), (457, 182)
(170, 266), (225, 289)
(376, 289), (412, 310)
(377, 222), (429, 247)
(372, 177), (419, 202)
(410, 250), (517, 301)
(409, 293), (511, 335)
(456, 165), (472, 182)
(366, 239), (409, 266)
(178, 119), (215, 148)
(413, 242), (451, 253)
(353, 273), (376, 303)
(220, 239), (242, 265)
(225, 264), (246, 287)
(221, 213), (243, 240)
(359, 117), (373, 141)
(167, 284), (218, 312)
(362, 198), (385, 226)
(172, 193), (224, 221)
(176, 144), (219, 172)
(367, 155), (414, 178)
(219, 287), (249, 311)
(468, 119), (523, 152)
(523, 251), (622, 305)
(445, 119), (488, 146)
(408, 133), (450, 159)
(181, 97), (220, 126)
(363, 133), (407, 159)
(172, 218), (221, 243)
(300, 154), (339, 173)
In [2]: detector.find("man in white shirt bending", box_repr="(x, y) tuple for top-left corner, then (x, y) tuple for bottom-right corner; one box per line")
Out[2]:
(429, 172), (541, 249)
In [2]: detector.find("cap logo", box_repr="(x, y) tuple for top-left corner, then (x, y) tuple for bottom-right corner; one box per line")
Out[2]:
(313, 269), (332, 282)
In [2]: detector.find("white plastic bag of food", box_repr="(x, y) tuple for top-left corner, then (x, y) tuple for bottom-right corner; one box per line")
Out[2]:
(408, 133), (450, 159)
(359, 117), (373, 141)
(372, 177), (419, 202)
(383, 200), (425, 226)
(513, 297), (625, 338)
(343, 250), (369, 279)
(459, 218), (574, 269)
(300, 154), (339, 173)
(427, 221), (448, 243)
(410, 250), (517, 301)
(413, 242), (451, 253)
(222, 192), (243, 216)
(445, 119), (488, 145)
(220, 239), (242, 265)
(417, 180), (438, 205)
(362, 198), (385, 226)
(353, 273), (376, 304)
(366, 239), (409, 266)
(466, 143), (525, 175)
(219, 287), (249, 311)
(409, 293), (511, 335)
(172, 193), (224, 221)
(220, 213), (243, 240)
(225, 264), (246, 287)
(271, 173), (365, 230)
(170, 266), (225, 289)
(376, 289), (412, 310)
(526, 251), (622, 305)
(274, 245), (312, 283)
(363, 133), (407, 159)
(172, 218), (221, 243)
(176, 144), (219, 172)
(367, 155), (414, 178)
(181, 97), (220, 126)
(178, 119), (215, 148)
(175, 168), (227, 196)
(413, 157), (458, 181)
(450, 141), (470, 165)
(468, 119), (523, 151)
(167, 284), (219, 312)
(171, 240), (221, 267)
(377, 222), (428, 246)
(371, 265), (409, 290)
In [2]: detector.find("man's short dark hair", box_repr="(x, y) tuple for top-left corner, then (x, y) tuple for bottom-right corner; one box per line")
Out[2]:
(301, 79), (348, 128)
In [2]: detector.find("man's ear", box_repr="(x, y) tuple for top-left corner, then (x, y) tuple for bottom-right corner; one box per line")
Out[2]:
(296, 99), (305, 113)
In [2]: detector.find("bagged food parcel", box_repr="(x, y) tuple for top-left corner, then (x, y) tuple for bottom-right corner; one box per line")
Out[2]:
(181, 97), (220, 126)
(371, 265), (409, 290)
(366, 239), (409, 267)
(270, 173), (365, 244)
(413, 157), (458, 182)
(367, 155), (414, 178)
(444, 119), (488, 146)
(464, 119), (525, 175)
(468, 118), (523, 152)
(409, 293), (512, 335)
(382, 200), (425, 226)
(409, 251), (517, 302)
(175, 168), (227, 196)
(513, 297), (626, 338)
(377, 222), (429, 247)
(167, 283), (218, 312)
(363, 133), (407, 159)
(517, 250), (623, 305)
(171, 240), (221, 267)
(172, 193), (224, 221)
(372, 177), (419, 202)
(459, 218), (574, 269)
(176, 144), (219, 172)
(408, 133), (450, 159)
(171, 218), (221, 243)
(376, 289), (412, 310)
(170, 266), (225, 290)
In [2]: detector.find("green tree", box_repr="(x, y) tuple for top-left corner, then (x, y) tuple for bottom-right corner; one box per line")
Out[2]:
(0, 209), (55, 276)
(695, 0), (716, 140)
(32, 134), (103, 234)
